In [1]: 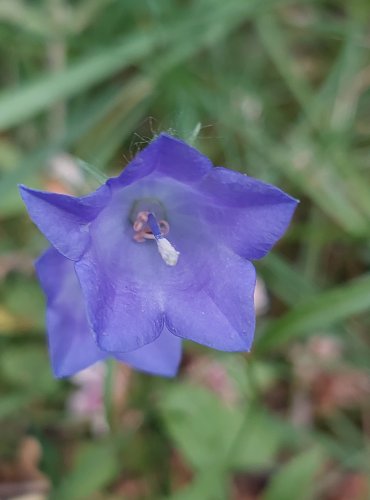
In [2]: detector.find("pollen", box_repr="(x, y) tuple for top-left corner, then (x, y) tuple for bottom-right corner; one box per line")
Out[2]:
(156, 238), (180, 266)
(132, 210), (180, 266)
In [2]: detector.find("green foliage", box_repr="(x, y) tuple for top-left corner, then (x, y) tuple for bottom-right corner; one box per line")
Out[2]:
(167, 469), (228, 500)
(52, 440), (120, 500)
(159, 383), (287, 471)
(257, 273), (370, 350)
(262, 447), (326, 500)
(0, 0), (369, 497)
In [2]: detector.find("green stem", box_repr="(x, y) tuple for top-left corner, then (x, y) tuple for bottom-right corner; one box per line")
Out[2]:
(103, 359), (116, 433)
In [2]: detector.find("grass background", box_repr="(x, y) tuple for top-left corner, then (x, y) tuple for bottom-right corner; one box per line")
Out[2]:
(0, 0), (369, 498)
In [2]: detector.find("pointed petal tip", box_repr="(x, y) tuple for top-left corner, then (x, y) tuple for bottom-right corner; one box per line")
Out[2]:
(18, 183), (35, 203)
(18, 183), (44, 198)
(18, 184), (58, 214)
(18, 183), (29, 192)
(289, 194), (300, 206)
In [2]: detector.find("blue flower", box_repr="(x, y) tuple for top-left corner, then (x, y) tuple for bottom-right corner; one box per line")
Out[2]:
(20, 134), (298, 377)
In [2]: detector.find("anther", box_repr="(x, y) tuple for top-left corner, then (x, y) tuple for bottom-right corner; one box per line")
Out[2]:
(156, 238), (180, 266)
(132, 211), (179, 266)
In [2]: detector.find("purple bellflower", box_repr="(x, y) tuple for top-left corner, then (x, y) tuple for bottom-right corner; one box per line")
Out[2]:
(20, 134), (298, 378)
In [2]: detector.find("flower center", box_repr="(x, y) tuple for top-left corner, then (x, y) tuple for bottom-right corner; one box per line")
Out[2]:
(131, 199), (180, 266)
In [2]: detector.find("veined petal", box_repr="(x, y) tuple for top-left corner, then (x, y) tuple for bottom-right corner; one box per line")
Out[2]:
(165, 245), (256, 351)
(116, 327), (182, 377)
(19, 184), (111, 260)
(36, 248), (106, 378)
(198, 167), (298, 260)
(75, 245), (165, 353)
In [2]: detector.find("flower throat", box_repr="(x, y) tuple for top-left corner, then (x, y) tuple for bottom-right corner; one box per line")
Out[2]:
(130, 198), (179, 266)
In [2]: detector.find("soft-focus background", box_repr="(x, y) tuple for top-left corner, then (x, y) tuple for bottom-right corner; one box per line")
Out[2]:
(0, 0), (370, 499)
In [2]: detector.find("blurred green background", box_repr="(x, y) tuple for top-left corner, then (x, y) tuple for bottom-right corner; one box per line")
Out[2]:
(0, 0), (370, 498)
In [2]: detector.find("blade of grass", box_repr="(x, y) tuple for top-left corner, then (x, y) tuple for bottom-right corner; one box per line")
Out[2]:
(256, 273), (370, 351)
(0, 30), (158, 130)
(0, 0), (277, 131)
(258, 254), (317, 306)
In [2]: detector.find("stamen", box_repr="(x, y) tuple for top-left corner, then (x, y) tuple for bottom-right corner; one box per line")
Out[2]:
(132, 210), (179, 266)
(132, 211), (169, 243)
(147, 213), (163, 239)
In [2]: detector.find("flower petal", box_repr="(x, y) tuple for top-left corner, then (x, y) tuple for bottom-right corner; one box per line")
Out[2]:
(198, 167), (298, 259)
(73, 175), (207, 352)
(165, 245), (256, 351)
(38, 249), (182, 378)
(116, 327), (182, 377)
(112, 133), (212, 188)
(75, 245), (165, 353)
(36, 248), (106, 378)
(74, 172), (257, 354)
(19, 184), (110, 260)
